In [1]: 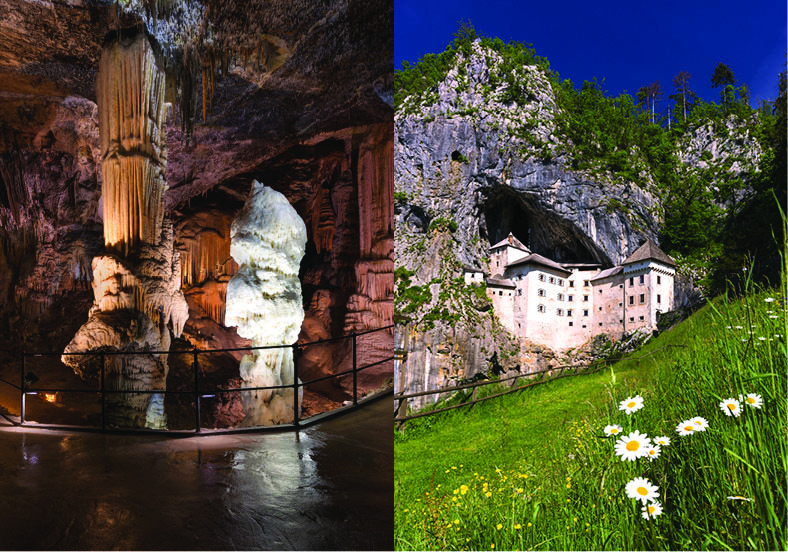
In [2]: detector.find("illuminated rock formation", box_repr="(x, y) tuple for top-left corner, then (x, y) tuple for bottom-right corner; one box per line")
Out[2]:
(225, 180), (307, 426)
(62, 33), (187, 429)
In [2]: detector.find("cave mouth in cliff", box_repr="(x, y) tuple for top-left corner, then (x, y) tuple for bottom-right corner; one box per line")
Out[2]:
(482, 187), (609, 265)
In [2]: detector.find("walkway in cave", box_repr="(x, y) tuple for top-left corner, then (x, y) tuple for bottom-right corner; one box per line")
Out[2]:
(0, 397), (392, 551)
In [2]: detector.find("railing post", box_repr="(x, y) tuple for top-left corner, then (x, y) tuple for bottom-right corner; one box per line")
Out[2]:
(292, 344), (300, 427)
(352, 333), (358, 406)
(193, 351), (201, 433)
(20, 350), (25, 425)
(100, 353), (106, 430)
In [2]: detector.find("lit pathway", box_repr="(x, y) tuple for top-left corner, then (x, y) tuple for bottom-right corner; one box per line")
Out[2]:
(0, 397), (392, 550)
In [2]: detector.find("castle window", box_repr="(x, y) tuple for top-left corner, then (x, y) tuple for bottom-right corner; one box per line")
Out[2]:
(619, 284), (623, 288)
(598, 307), (602, 311)
(538, 274), (545, 282)
(599, 289), (603, 294)
(582, 324), (587, 328)
(629, 317), (634, 322)
(629, 277), (634, 286)
(657, 275), (661, 285)
(558, 293), (564, 301)
(618, 302), (623, 307)
(569, 322), (573, 327)
(639, 275), (645, 285)
(584, 280), (590, 286)
(517, 289), (523, 296)
(583, 295), (589, 302)
(619, 319), (623, 323)
(583, 310), (589, 317)
(499, 291), (503, 296)
(629, 296), (634, 305)
(569, 281), (574, 287)
(568, 295), (574, 302)
(567, 309), (572, 316)
(537, 288), (546, 297)
(599, 322), (603, 326)
(537, 304), (546, 313)
(639, 315), (644, 321)
(548, 276), (555, 284)
(639, 294), (645, 304)
(657, 294), (661, 303)
(557, 308), (564, 316)
(557, 279), (564, 286)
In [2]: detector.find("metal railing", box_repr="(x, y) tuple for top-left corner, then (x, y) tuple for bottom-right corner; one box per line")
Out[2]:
(0, 325), (393, 434)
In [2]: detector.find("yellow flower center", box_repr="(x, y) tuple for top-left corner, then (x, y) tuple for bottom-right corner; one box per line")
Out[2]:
(611, 428), (618, 434)
(747, 397), (756, 404)
(649, 450), (655, 455)
(684, 425), (694, 431)
(626, 441), (640, 451)
(637, 487), (649, 496)
(647, 506), (655, 514)
(627, 401), (636, 408)
(727, 403), (737, 410)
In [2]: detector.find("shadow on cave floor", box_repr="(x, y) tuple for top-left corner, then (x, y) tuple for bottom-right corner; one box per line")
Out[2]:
(0, 396), (392, 551)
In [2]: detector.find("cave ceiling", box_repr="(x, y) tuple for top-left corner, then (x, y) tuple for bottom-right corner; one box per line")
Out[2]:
(0, 0), (394, 205)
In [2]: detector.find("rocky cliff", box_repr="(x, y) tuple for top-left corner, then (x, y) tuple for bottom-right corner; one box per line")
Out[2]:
(394, 39), (762, 410)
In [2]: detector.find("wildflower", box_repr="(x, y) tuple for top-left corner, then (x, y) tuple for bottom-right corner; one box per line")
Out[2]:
(485, 491), (492, 498)
(641, 500), (663, 520)
(646, 444), (661, 461)
(689, 416), (709, 431)
(625, 477), (660, 504)
(758, 337), (766, 342)
(739, 393), (763, 409)
(735, 325), (743, 329)
(453, 489), (459, 495)
(454, 519), (460, 525)
(726, 496), (753, 502)
(604, 424), (623, 436)
(514, 523), (522, 530)
(614, 430), (651, 461)
(676, 420), (696, 436)
(527, 522), (532, 527)
(496, 523), (502, 530)
(719, 398), (742, 417)
(619, 395), (644, 414)
(765, 297), (775, 303)
(460, 485), (469, 495)
(654, 435), (671, 446)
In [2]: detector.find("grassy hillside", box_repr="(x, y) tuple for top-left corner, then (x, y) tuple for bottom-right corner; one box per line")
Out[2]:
(395, 282), (786, 550)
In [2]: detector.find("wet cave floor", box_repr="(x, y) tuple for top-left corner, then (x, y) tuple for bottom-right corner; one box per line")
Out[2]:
(0, 397), (393, 550)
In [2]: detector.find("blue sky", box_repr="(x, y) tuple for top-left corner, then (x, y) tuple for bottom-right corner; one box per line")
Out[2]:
(395, 0), (786, 109)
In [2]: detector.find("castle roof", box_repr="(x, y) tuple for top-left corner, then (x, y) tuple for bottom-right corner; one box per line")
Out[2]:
(462, 265), (488, 275)
(507, 253), (572, 275)
(622, 239), (676, 267)
(489, 232), (530, 252)
(591, 266), (623, 281)
(486, 277), (516, 289)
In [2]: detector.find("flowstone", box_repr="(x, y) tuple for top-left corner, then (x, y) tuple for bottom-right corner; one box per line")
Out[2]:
(225, 180), (307, 426)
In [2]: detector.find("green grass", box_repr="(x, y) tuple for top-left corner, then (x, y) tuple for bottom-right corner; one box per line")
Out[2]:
(395, 283), (787, 550)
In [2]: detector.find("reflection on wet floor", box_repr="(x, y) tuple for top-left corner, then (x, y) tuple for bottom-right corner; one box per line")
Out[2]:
(0, 397), (392, 550)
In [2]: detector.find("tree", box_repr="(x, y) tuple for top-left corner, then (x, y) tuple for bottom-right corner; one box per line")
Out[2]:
(672, 71), (692, 121)
(642, 81), (662, 124)
(711, 63), (736, 108)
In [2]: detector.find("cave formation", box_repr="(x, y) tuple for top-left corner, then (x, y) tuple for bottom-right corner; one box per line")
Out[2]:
(482, 187), (610, 266)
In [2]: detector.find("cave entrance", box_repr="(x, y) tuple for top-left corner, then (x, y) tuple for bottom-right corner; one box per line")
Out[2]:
(482, 187), (609, 265)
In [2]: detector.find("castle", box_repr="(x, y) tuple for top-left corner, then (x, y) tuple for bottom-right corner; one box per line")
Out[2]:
(464, 234), (676, 350)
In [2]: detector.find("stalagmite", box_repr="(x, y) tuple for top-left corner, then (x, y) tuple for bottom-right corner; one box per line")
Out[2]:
(225, 180), (307, 426)
(62, 32), (188, 429)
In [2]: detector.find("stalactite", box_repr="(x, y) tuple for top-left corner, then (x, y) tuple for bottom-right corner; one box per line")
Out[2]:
(97, 33), (167, 256)
(311, 185), (336, 254)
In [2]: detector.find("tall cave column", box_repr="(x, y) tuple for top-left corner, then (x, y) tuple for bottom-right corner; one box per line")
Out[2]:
(225, 180), (307, 426)
(62, 33), (188, 429)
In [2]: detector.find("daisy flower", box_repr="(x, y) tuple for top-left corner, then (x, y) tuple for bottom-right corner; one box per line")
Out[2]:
(604, 424), (623, 437)
(625, 477), (659, 504)
(653, 435), (670, 446)
(742, 393), (763, 409)
(719, 398), (742, 417)
(641, 500), (663, 520)
(676, 420), (696, 436)
(614, 430), (651, 461)
(619, 395), (644, 415)
(764, 297), (775, 303)
(689, 416), (709, 431)
(645, 444), (661, 461)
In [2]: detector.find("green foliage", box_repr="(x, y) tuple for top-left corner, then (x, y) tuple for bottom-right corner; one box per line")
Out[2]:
(394, 191), (411, 203)
(428, 217), (459, 233)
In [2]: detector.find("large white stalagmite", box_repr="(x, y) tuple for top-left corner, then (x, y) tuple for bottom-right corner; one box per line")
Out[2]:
(225, 180), (307, 426)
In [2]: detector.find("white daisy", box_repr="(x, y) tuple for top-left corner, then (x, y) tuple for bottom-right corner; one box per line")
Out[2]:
(689, 416), (709, 431)
(742, 393), (763, 409)
(619, 395), (644, 415)
(735, 325), (743, 329)
(676, 420), (696, 436)
(645, 444), (661, 461)
(653, 435), (671, 446)
(604, 424), (623, 437)
(625, 477), (660, 504)
(641, 500), (663, 519)
(614, 430), (651, 461)
(719, 398), (742, 417)
(764, 297), (775, 303)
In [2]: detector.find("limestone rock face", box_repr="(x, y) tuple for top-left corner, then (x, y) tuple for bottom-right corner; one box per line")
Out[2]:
(225, 180), (307, 426)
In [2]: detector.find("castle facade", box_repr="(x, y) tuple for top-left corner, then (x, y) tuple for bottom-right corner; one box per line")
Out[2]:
(465, 234), (676, 350)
